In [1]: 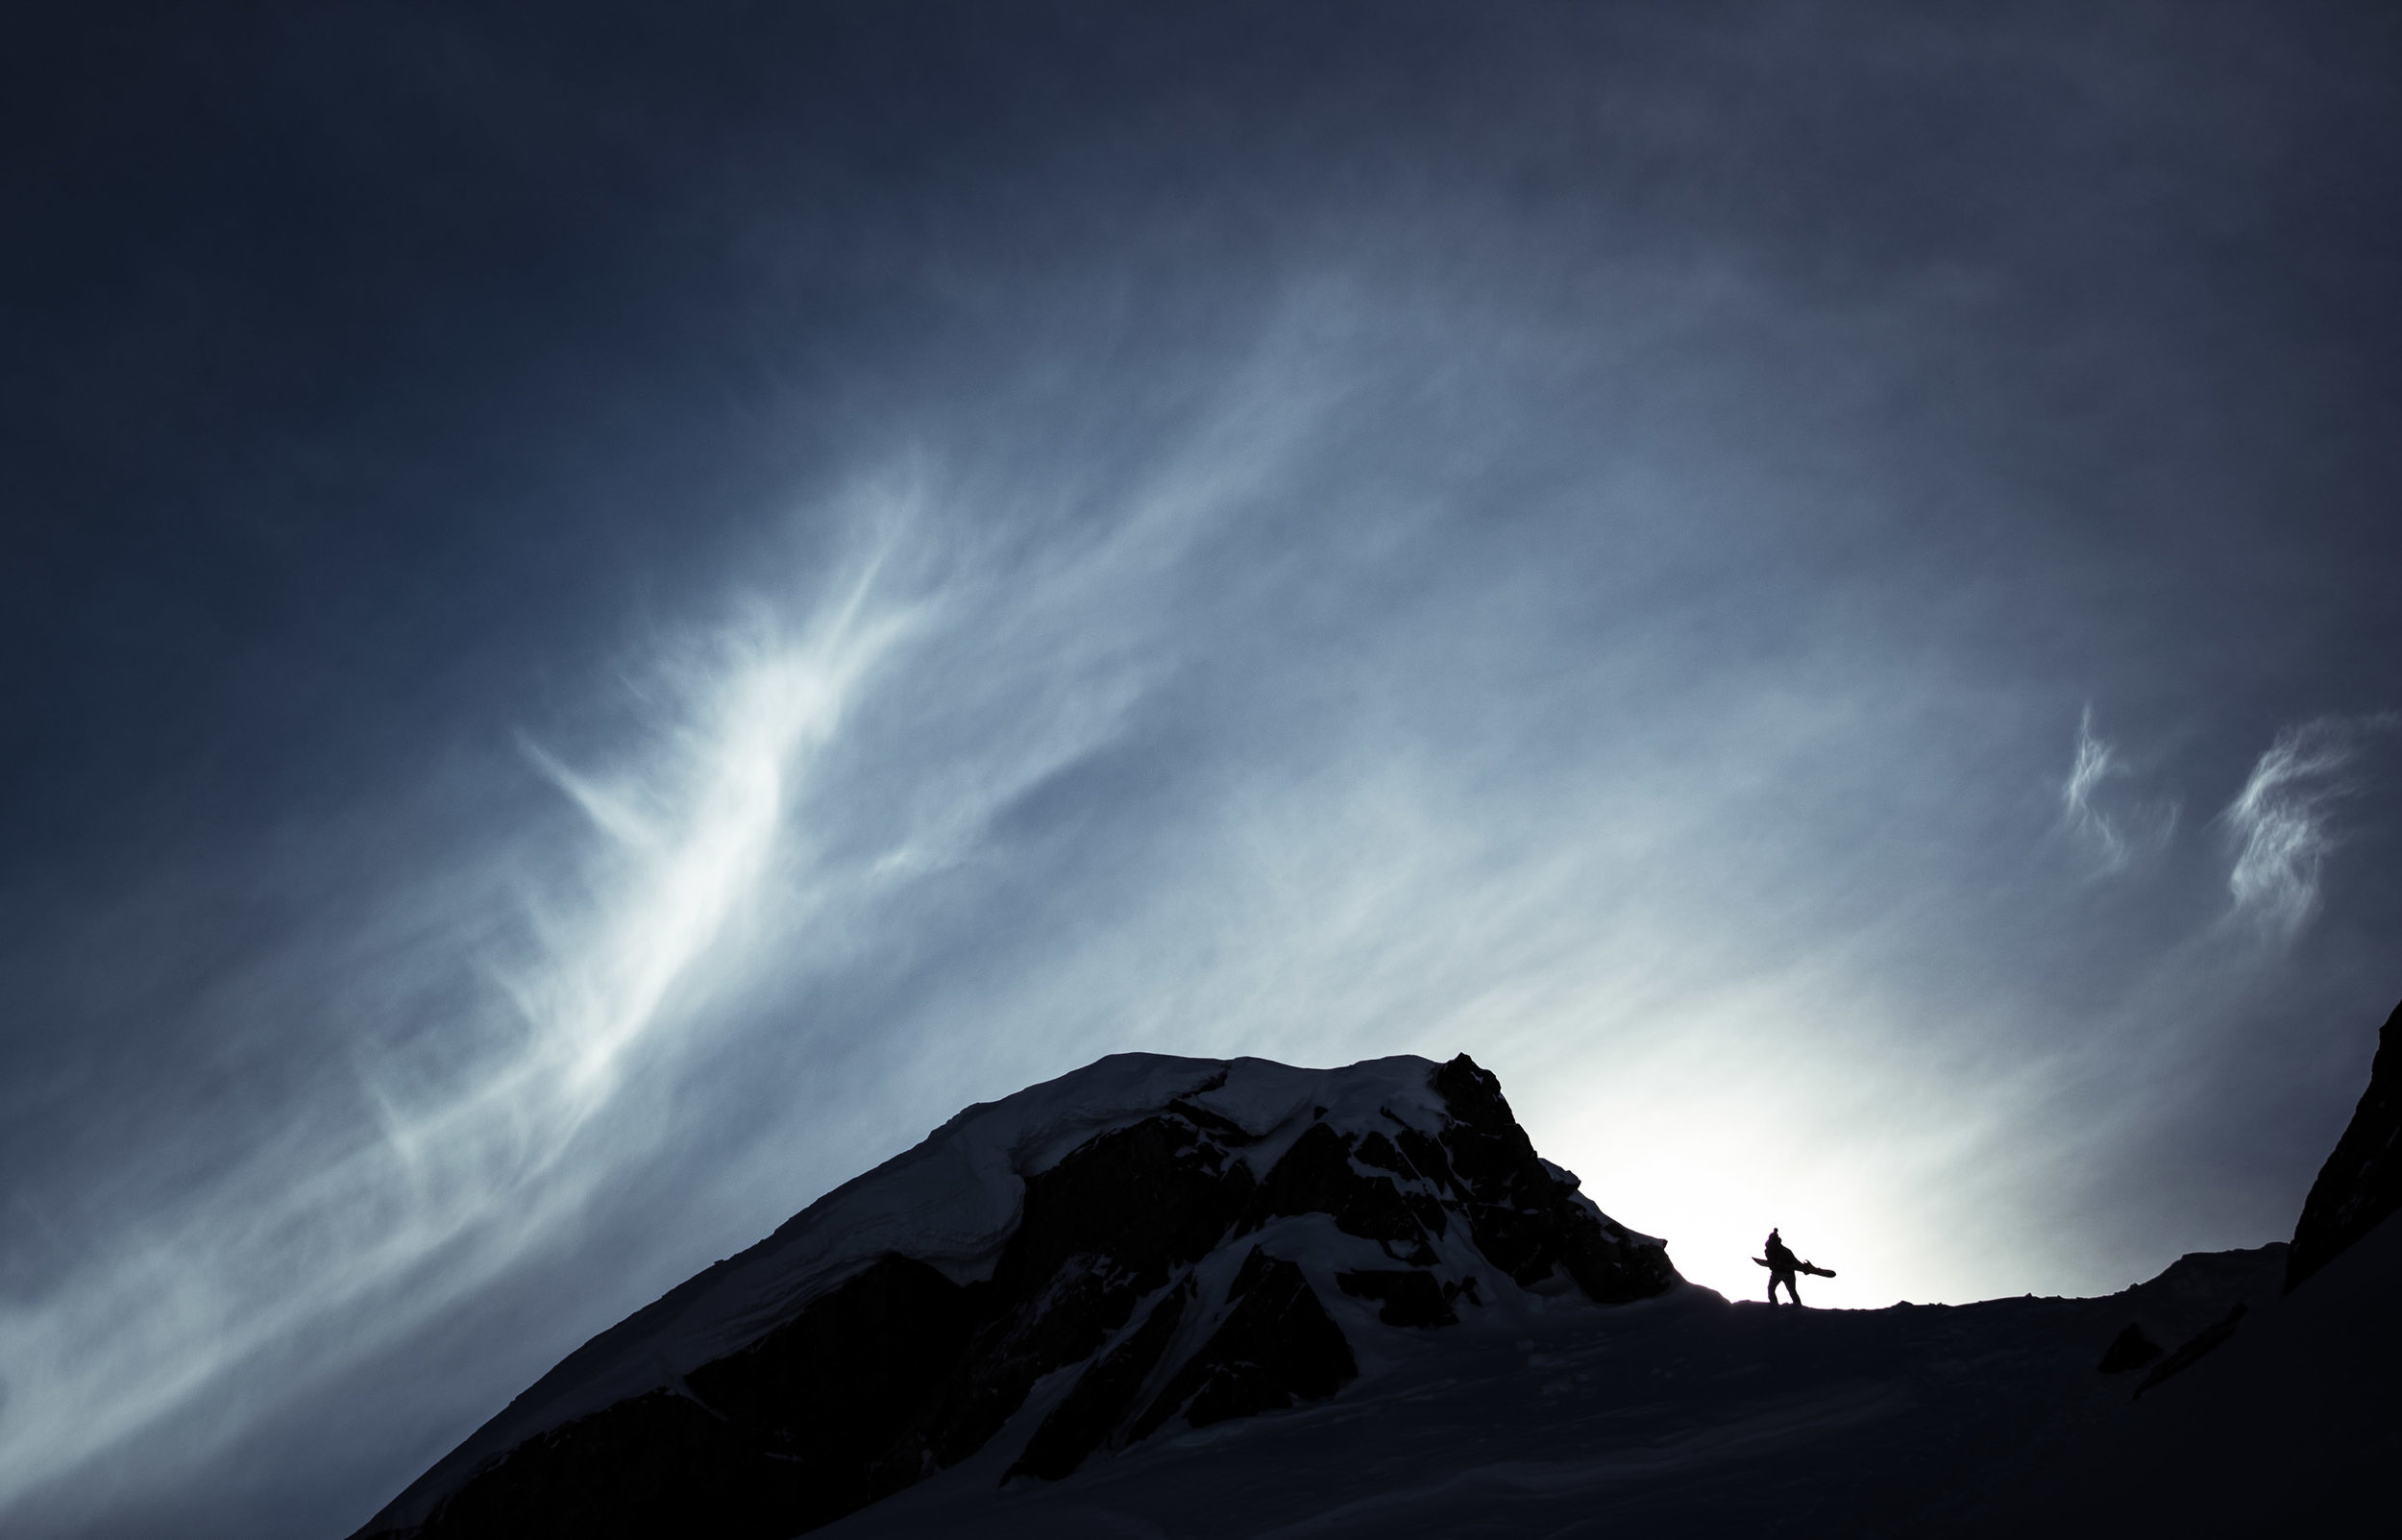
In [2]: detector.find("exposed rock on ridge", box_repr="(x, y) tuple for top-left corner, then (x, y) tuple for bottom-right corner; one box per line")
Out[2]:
(2285, 996), (2402, 1292)
(354, 1051), (1676, 1540)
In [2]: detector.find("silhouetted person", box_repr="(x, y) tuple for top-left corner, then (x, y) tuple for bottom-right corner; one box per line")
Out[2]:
(1764, 1228), (1802, 1307)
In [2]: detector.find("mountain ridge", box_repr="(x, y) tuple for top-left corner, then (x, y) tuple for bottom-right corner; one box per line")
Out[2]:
(355, 1050), (1674, 1539)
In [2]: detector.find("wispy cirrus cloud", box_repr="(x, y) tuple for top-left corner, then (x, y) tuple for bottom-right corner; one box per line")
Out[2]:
(0, 392), (1287, 1526)
(2219, 717), (2388, 942)
(0, 533), (926, 1518)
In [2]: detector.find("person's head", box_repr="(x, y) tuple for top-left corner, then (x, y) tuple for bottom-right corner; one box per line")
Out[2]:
(1768, 1229), (1780, 1242)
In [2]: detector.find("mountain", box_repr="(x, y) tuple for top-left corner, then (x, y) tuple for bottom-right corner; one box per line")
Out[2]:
(352, 1052), (1676, 1539)
(355, 1010), (2402, 1539)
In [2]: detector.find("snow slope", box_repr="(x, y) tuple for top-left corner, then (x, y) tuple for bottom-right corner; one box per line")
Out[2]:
(817, 1247), (2293, 1540)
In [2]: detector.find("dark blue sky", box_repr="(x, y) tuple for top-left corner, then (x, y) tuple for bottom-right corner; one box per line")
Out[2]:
(5, 5), (2400, 1535)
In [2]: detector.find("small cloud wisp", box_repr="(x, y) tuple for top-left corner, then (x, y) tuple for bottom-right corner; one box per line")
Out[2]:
(2059, 706), (2176, 877)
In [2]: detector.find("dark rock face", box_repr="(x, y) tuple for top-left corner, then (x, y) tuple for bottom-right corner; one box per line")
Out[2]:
(1007, 1277), (1195, 1481)
(1431, 1055), (1681, 1303)
(895, 1109), (1260, 1473)
(2286, 997), (2402, 1293)
(1336, 1267), (1458, 1328)
(365, 1053), (1675, 1539)
(1239, 1120), (1442, 1263)
(1131, 1247), (1360, 1435)
(2094, 1322), (2161, 1374)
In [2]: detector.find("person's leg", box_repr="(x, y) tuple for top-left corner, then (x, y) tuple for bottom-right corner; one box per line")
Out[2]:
(1766, 1275), (1779, 1305)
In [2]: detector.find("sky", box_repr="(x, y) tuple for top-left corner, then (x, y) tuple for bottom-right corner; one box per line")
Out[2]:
(4, 3), (2400, 1535)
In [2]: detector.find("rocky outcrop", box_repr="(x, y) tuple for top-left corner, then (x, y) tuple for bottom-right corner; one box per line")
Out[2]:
(1429, 1055), (1679, 1303)
(2285, 997), (2402, 1293)
(357, 1052), (1676, 1540)
(2094, 1322), (2161, 1374)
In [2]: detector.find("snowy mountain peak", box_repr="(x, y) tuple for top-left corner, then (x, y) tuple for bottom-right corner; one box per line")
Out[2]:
(355, 1051), (1677, 1539)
